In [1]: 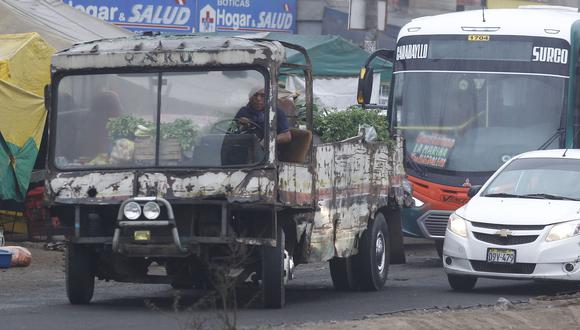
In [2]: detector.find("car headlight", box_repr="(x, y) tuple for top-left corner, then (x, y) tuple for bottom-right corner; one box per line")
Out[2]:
(546, 220), (580, 242)
(143, 202), (161, 220)
(448, 213), (468, 237)
(123, 202), (141, 220)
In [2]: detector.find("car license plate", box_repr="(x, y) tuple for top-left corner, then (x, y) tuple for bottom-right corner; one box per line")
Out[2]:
(486, 248), (516, 264)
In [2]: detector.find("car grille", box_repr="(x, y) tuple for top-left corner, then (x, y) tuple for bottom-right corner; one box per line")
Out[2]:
(473, 232), (538, 245)
(418, 211), (452, 238)
(470, 260), (536, 274)
(471, 222), (545, 231)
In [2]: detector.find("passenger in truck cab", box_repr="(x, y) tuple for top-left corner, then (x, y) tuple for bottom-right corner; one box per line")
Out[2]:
(235, 87), (292, 144)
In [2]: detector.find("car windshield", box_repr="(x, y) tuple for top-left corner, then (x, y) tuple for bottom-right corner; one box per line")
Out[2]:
(393, 72), (564, 173)
(53, 70), (267, 169)
(482, 158), (580, 201)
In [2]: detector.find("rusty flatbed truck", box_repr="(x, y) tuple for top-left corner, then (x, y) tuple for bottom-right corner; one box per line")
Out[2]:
(45, 34), (407, 308)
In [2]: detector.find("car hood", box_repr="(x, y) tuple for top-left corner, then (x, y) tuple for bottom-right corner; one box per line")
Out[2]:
(458, 197), (580, 226)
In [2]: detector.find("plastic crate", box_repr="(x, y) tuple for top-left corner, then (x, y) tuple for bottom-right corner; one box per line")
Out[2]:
(0, 248), (11, 268)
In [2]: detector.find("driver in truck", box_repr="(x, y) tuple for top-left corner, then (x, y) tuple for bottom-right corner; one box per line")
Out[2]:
(235, 87), (292, 144)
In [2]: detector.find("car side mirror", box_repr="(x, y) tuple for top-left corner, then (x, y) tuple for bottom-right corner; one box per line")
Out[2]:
(357, 66), (374, 105)
(467, 185), (482, 198)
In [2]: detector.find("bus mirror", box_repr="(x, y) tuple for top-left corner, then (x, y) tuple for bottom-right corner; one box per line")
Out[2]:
(44, 84), (51, 112)
(357, 66), (374, 105)
(467, 185), (482, 198)
(382, 49), (395, 62)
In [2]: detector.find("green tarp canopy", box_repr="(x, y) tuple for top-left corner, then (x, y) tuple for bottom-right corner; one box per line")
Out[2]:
(263, 32), (392, 80)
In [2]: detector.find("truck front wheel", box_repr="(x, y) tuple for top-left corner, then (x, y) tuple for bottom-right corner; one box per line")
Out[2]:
(66, 243), (95, 304)
(262, 225), (285, 308)
(357, 213), (390, 291)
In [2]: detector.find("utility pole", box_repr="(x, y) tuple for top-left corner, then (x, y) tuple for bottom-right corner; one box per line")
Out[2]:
(349, 0), (387, 52)
(364, 0), (378, 53)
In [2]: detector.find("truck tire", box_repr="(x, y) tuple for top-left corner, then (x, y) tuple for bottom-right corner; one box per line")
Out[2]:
(262, 225), (285, 308)
(66, 243), (95, 304)
(329, 256), (358, 291)
(447, 274), (477, 291)
(357, 213), (390, 291)
(166, 262), (195, 290)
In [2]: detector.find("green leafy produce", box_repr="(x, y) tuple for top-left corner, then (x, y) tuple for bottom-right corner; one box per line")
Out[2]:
(107, 115), (198, 152)
(311, 106), (390, 143)
(160, 118), (199, 151)
(107, 115), (147, 140)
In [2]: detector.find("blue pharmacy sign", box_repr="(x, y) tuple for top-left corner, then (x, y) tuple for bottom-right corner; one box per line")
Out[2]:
(197, 1), (296, 33)
(66, 0), (296, 34)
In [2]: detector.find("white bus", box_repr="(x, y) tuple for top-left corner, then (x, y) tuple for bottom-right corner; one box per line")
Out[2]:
(359, 6), (580, 254)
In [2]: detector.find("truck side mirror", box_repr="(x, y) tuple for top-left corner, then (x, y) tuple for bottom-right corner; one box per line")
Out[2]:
(467, 185), (482, 198)
(357, 66), (374, 105)
(44, 84), (51, 112)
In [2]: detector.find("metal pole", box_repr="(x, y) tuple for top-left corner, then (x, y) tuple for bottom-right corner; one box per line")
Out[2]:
(364, 0), (378, 53)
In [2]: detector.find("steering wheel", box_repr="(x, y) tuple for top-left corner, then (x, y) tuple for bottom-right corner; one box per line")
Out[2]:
(210, 118), (263, 136)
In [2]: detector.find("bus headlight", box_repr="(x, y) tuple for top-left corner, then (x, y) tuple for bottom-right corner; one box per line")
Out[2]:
(123, 202), (141, 220)
(143, 202), (161, 220)
(412, 197), (425, 207)
(448, 213), (468, 237)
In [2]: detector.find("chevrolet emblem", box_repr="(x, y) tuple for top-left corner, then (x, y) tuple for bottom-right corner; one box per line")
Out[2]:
(496, 229), (512, 237)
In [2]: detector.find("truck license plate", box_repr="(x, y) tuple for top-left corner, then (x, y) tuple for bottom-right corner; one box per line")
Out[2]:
(486, 248), (516, 264)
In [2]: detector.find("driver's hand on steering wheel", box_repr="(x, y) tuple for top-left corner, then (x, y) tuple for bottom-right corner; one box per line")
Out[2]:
(237, 117), (250, 126)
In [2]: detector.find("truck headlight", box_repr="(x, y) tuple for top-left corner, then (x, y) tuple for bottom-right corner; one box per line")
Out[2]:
(546, 220), (580, 242)
(448, 213), (468, 237)
(143, 202), (161, 220)
(123, 202), (141, 220)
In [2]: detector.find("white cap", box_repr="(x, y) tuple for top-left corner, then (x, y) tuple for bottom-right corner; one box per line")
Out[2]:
(248, 86), (264, 98)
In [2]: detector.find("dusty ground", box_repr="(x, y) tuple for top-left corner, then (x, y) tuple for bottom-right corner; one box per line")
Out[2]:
(4, 242), (580, 330)
(284, 294), (580, 330)
(0, 241), (65, 297)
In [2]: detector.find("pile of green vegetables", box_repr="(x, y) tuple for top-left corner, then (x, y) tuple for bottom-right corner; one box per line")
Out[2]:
(297, 104), (390, 143)
(107, 115), (199, 151)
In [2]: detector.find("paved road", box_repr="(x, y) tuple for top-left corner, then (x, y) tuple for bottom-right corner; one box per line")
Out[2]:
(1, 241), (577, 330)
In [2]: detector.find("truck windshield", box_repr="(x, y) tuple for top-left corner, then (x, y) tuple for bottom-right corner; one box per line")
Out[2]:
(53, 70), (267, 169)
(393, 71), (565, 174)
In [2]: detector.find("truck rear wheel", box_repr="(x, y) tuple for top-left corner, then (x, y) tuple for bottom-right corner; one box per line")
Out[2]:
(66, 243), (95, 304)
(329, 256), (358, 291)
(357, 213), (390, 291)
(262, 225), (285, 308)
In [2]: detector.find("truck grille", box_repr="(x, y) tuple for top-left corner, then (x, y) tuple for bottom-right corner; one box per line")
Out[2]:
(418, 211), (452, 238)
(470, 260), (536, 274)
(473, 232), (538, 246)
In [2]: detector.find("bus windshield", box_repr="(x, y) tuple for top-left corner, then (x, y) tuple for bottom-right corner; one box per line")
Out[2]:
(393, 71), (565, 174)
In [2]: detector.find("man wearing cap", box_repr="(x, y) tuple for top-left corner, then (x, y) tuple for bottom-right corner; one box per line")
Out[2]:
(235, 87), (292, 144)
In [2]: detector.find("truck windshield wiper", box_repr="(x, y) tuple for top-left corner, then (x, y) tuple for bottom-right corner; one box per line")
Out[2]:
(522, 193), (580, 201)
(483, 193), (521, 198)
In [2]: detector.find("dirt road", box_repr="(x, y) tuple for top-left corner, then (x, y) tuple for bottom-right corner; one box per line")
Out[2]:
(3, 241), (580, 330)
(289, 293), (580, 330)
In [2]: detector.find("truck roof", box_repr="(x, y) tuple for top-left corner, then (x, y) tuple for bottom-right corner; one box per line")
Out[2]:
(399, 7), (580, 42)
(52, 34), (286, 71)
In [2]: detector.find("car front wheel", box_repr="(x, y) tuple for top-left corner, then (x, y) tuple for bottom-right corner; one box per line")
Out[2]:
(447, 274), (477, 291)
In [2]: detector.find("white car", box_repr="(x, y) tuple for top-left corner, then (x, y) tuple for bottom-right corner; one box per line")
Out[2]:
(443, 149), (580, 291)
